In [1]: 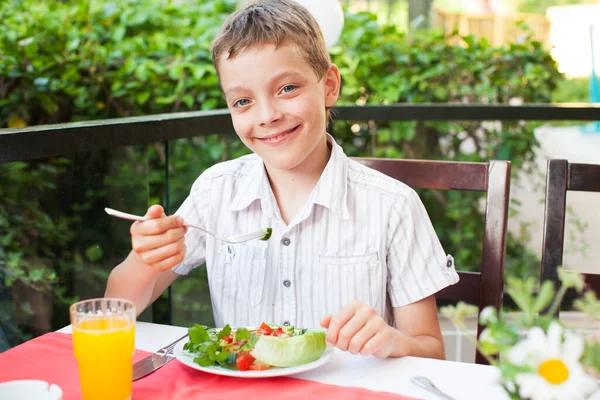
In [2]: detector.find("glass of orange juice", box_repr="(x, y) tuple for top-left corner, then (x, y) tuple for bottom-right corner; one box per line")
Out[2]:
(70, 298), (136, 400)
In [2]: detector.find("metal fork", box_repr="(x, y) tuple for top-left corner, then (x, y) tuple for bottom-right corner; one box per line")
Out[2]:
(411, 376), (457, 400)
(104, 207), (272, 244)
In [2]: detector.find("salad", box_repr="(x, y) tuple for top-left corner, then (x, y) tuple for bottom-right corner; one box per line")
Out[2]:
(182, 322), (326, 371)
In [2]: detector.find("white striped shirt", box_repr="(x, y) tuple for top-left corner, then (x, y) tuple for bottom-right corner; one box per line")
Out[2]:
(173, 134), (459, 329)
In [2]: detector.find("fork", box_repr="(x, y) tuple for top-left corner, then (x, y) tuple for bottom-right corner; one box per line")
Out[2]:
(104, 207), (272, 244)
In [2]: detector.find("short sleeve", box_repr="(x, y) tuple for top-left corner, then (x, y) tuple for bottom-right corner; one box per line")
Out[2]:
(386, 188), (459, 307)
(170, 175), (211, 275)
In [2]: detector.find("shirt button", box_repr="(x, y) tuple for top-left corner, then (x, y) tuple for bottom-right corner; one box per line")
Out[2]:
(283, 321), (291, 326)
(281, 237), (291, 246)
(283, 279), (291, 288)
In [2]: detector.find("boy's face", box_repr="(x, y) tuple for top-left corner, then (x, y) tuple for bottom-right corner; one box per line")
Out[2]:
(218, 43), (340, 173)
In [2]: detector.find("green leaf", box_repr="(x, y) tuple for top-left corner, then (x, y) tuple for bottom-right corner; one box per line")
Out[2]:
(207, 344), (219, 360)
(235, 327), (250, 342)
(84, 245), (103, 262)
(136, 91), (151, 105)
(112, 25), (126, 42)
(216, 350), (230, 362)
(156, 95), (177, 105)
(34, 77), (49, 87)
(188, 324), (210, 344)
(533, 280), (555, 313)
(193, 356), (214, 366)
(182, 94), (194, 108)
(103, 2), (119, 19)
(239, 333), (258, 351)
(207, 144), (223, 160)
(217, 324), (231, 340)
(29, 269), (45, 282)
(506, 277), (536, 314)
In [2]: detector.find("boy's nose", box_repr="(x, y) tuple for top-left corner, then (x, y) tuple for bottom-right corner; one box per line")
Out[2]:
(258, 101), (282, 127)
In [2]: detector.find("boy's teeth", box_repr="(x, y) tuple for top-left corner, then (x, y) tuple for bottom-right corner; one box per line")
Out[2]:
(265, 127), (294, 142)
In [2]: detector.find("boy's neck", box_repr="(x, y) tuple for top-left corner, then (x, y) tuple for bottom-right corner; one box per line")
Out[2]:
(265, 136), (332, 225)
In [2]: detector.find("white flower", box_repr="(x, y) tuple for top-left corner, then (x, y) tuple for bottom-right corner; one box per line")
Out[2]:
(479, 306), (498, 325)
(507, 322), (598, 400)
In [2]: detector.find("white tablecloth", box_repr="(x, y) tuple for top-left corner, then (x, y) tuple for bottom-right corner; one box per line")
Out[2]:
(59, 322), (509, 400)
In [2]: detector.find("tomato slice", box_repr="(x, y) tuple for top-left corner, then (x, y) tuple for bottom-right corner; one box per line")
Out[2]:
(248, 364), (269, 371)
(273, 327), (285, 337)
(236, 354), (255, 371)
(236, 351), (255, 362)
(221, 336), (234, 344)
(256, 322), (273, 335)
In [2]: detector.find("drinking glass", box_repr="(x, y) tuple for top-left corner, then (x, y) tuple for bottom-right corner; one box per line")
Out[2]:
(70, 298), (135, 400)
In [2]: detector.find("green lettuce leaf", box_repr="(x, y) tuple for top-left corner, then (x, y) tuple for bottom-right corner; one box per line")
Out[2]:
(250, 330), (326, 367)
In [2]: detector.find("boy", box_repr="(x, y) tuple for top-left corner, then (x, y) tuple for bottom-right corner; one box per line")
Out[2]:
(105, 0), (459, 360)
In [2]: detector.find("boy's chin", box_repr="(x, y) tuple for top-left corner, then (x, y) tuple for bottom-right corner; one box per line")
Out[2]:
(261, 153), (306, 172)
(263, 159), (302, 172)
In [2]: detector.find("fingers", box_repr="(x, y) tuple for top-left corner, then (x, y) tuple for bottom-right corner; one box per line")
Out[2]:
(132, 225), (187, 253)
(132, 215), (184, 236)
(136, 236), (186, 266)
(320, 315), (333, 329)
(325, 302), (360, 345)
(130, 205), (188, 272)
(324, 302), (393, 357)
(336, 306), (376, 351)
(364, 328), (394, 358)
(151, 247), (187, 272)
(347, 318), (381, 354)
(146, 204), (165, 218)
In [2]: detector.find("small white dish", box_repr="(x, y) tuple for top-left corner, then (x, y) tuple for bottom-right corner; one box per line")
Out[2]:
(0, 380), (62, 400)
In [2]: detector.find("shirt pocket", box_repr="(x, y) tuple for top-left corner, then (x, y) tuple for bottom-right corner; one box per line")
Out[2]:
(219, 243), (267, 306)
(317, 252), (381, 311)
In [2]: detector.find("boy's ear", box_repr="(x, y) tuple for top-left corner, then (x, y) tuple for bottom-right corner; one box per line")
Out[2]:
(324, 63), (341, 108)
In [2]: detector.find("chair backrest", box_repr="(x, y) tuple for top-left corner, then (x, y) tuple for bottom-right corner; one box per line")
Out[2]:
(541, 159), (600, 314)
(352, 158), (511, 365)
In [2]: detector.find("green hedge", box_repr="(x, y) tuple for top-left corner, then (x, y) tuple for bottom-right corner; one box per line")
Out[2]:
(0, 0), (563, 342)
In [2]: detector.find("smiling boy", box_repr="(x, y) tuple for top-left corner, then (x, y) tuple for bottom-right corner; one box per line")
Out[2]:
(105, 0), (459, 360)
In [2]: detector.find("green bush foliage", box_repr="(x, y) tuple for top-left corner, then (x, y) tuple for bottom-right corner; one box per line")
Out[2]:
(0, 0), (562, 342)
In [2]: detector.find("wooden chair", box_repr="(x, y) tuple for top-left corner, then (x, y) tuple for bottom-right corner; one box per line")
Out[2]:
(352, 158), (511, 365)
(541, 159), (600, 315)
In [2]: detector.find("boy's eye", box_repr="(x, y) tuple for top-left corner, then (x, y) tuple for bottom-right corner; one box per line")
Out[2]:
(281, 84), (297, 94)
(233, 98), (250, 108)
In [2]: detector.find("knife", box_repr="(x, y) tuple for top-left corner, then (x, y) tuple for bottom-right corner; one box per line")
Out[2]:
(132, 333), (189, 381)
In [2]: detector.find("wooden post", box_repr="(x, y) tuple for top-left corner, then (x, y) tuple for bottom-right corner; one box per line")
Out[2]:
(493, 14), (504, 46)
(458, 13), (469, 36)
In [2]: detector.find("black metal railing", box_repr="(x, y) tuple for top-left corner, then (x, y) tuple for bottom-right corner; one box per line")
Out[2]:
(2, 104), (600, 164)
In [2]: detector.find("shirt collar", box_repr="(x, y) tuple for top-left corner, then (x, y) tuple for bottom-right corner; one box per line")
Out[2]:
(228, 134), (350, 220)
(228, 154), (272, 213)
(307, 134), (350, 220)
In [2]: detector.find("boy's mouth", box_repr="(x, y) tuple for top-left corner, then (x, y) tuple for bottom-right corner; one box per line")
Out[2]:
(259, 125), (300, 145)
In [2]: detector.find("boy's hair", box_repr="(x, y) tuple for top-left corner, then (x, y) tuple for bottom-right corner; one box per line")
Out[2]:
(211, 0), (331, 81)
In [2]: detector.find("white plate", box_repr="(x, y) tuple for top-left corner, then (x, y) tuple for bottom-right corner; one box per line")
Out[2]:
(173, 339), (333, 378)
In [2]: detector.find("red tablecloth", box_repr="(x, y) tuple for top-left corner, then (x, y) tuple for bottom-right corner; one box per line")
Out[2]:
(0, 332), (420, 400)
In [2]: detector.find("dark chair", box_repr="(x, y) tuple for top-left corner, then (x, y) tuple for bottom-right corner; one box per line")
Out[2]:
(541, 159), (600, 315)
(352, 158), (511, 365)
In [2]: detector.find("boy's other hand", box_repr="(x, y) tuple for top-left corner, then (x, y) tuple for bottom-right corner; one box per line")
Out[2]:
(130, 205), (187, 272)
(320, 301), (395, 358)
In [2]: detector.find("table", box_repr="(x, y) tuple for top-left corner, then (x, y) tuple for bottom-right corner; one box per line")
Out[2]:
(59, 322), (508, 400)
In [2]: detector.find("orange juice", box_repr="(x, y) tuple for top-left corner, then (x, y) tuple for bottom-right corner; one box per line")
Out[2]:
(73, 317), (135, 400)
